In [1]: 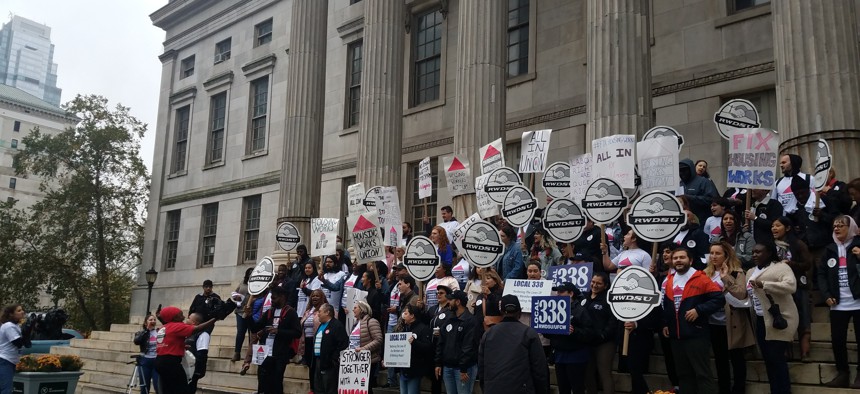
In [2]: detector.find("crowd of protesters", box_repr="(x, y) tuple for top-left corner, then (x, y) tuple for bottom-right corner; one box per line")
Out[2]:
(92, 154), (860, 394)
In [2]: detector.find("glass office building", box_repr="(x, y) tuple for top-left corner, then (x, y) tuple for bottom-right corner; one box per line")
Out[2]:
(0, 15), (62, 106)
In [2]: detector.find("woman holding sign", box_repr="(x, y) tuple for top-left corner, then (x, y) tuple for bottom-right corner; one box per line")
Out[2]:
(297, 261), (322, 317)
(394, 303), (434, 394)
(350, 300), (383, 394)
(530, 227), (561, 278)
(431, 226), (454, 267)
(584, 272), (618, 394)
(718, 210), (754, 269)
(600, 229), (652, 277)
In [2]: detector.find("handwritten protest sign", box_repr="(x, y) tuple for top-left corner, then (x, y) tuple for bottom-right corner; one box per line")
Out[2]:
(475, 174), (500, 219)
(347, 183), (366, 217)
(347, 211), (385, 264)
(374, 186), (402, 247)
(452, 213), (481, 252)
(310, 218), (339, 257)
(480, 138), (505, 175)
(339, 350), (371, 393)
(637, 136), (680, 194)
(383, 333), (412, 368)
(502, 279), (552, 313)
(519, 129), (552, 173)
(592, 135), (636, 189)
(531, 296), (571, 335)
(345, 287), (368, 332)
(726, 128), (779, 189)
(569, 153), (592, 204)
(418, 157), (433, 199)
(442, 155), (475, 197)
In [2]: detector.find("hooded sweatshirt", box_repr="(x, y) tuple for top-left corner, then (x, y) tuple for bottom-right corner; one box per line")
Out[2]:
(678, 159), (719, 224)
(772, 154), (811, 216)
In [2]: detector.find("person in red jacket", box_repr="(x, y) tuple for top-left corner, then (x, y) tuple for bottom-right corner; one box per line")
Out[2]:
(154, 306), (216, 394)
(661, 247), (725, 394)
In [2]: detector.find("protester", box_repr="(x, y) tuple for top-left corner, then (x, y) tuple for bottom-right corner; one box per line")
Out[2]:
(476, 269), (504, 332)
(773, 154), (811, 217)
(664, 210), (710, 268)
(340, 262), (361, 325)
(319, 255), (348, 318)
(718, 210), (754, 269)
(350, 300), (384, 393)
(497, 225), (526, 279)
(362, 270), (385, 323)
(423, 264), (460, 314)
(132, 314), (160, 394)
(678, 158), (719, 224)
(396, 276), (420, 318)
(250, 285), (301, 394)
(424, 206), (459, 243)
(746, 188), (783, 245)
(584, 272), (618, 394)
(154, 306), (215, 394)
(403, 221), (415, 245)
(1, 304), (29, 394)
(479, 294), (550, 394)
(336, 244), (353, 274)
(185, 313), (210, 393)
(189, 279), (221, 333)
(572, 220), (603, 268)
(424, 283), (451, 394)
(231, 267), (254, 361)
(772, 216), (813, 360)
(297, 261), (322, 316)
(661, 247), (724, 394)
(383, 264), (407, 389)
(530, 226), (561, 277)
(452, 257), (470, 290)
(289, 245), (313, 284)
(434, 290), (477, 394)
(546, 283), (594, 394)
(704, 198), (729, 243)
(706, 241), (754, 394)
(300, 289), (327, 390)
(745, 243), (797, 394)
(848, 178), (860, 225)
(463, 266), (485, 313)
(600, 228), (652, 277)
(430, 225), (455, 267)
(818, 215), (860, 388)
(696, 159), (711, 179)
(313, 303), (349, 394)
(395, 303), (433, 394)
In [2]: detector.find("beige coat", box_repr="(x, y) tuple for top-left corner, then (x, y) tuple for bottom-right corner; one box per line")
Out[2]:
(722, 270), (756, 349)
(745, 262), (798, 342)
(356, 316), (384, 364)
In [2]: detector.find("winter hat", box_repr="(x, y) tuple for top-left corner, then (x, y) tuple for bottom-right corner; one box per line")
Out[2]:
(159, 306), (182, 322)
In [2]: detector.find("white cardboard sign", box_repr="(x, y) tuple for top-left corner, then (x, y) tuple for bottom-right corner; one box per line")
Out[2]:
(569, 153), (592, 204)
(480, 138), (505, 175)
(502, 279), (553, 313)
(726, 128), (779, 189)
(418, 157), (433, 199)
(592, 134), (637, 189)
(637, 136), (680, 194)
(443, 155), (475, 197)
(383, 333), (413, 368)
(519, 129), (552, 173)
(375, 186), (403, 247)
(310, 218), (339, 257)
(347, 183), (367, 217)
(347, 211), (385, 264)
(338, 350), (372, 392)
(475, 174), (500, 219)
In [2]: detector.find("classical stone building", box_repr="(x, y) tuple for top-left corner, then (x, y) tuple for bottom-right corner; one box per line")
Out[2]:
(133, 0), (860, 318)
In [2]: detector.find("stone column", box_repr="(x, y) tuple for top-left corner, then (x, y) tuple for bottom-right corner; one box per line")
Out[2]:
(773, 1), (860, 181)
(278, 0), (328, 239)
(356, 0), (405, 187)
(586, 1), (652, 142)
(452, 0), (508, 217)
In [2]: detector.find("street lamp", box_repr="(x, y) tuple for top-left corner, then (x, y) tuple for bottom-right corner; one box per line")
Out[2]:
(145, 268), (158, 316)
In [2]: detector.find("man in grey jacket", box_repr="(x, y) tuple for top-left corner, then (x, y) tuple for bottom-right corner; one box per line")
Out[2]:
(679, 158), (719, 224)
(477, 294), (549, 394)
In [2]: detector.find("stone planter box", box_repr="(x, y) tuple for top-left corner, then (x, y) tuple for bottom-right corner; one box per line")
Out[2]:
(12, 371), (83, 394)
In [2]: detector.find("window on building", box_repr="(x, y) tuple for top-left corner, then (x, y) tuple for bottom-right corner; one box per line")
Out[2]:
(13, 121), (20, 132)
(410, 159), (438, 236)
(208, 93), (227, 164)
(346, 40), (363, 128)
(412, 9), (443, 106)
(171, 106), (191, 173)
(10, 139), (17, 149)
(248, 76), (269, 153)
(731, 0), (770, 13)
(180, 55), (195, 79)
(8, 178), (16, 190)
(164, 210), (181, 270)
(507, 0), (530, 77)
(241, 195), (262, 263)
(255, 19), (273, 47)
(215, 38), (232, 64)
(199, 203), (218, 267)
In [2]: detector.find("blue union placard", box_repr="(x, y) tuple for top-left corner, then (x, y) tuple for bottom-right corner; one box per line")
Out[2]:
(530, 295), (570, 335)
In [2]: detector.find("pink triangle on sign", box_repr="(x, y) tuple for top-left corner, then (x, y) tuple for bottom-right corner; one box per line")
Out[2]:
(483, 145), (501, 160)
(448, 157), (466, 171)
(353, 215), (378, 232)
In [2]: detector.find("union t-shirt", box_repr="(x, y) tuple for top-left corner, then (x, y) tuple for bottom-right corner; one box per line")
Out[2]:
(156, 322), (195, 357)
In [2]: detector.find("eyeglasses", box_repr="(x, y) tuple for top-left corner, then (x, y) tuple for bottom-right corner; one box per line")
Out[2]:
(834, 224), (847, 230)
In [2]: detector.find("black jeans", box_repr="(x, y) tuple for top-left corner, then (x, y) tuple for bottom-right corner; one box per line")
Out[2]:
(235, 314), (250, 353)
(755, 316), (791, 394)
(658, 333), (678, 386)
(622, 328), (654, 394)
(153, 355), (187, 394)
(710, 324), (747, 394)
(555, 362), (587, 394)
(671, 335), (718, 394)
(259, 356), (289, 394)
(830, 309), (860, 372)
(304, 337), (316, 390)
(314, 358), (339, 394)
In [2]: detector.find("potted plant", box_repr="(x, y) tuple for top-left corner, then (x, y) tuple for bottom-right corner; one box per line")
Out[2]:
(13, 354), (84, 394)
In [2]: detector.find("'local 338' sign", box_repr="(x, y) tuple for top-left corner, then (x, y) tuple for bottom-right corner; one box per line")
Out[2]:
(626, 191), (686, 243)
(403, 235), (440, 282)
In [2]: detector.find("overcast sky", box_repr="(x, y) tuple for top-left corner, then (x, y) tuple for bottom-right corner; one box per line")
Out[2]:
(2, 0), (168, 171)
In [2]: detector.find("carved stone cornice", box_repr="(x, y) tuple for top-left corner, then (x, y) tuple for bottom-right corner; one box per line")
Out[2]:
(652, 62), (775, 97)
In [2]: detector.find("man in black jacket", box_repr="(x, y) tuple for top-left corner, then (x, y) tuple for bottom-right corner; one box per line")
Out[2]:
(313, 303), (348, 394)
(745, 188), (783, 245)
(479, 294), (549, 394)
(189, 280), (221, 335)
(251, 285), (302, 394)
(434, 290), (477, 394)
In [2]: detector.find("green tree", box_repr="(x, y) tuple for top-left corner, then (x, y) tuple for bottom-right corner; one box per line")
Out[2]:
(11, 94), (150, 331)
